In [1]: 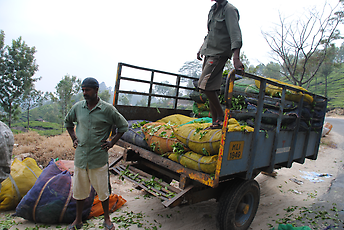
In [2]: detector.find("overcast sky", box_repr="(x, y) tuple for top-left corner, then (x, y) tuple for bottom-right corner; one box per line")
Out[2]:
(0, 0), (342, 92)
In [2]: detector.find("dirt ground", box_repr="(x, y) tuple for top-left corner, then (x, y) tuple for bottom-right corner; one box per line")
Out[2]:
(1, 117), (344, 230)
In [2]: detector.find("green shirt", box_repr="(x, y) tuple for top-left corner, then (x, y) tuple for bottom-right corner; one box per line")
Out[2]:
(64, 99), (128, 169)
(200, 1), (242, 57)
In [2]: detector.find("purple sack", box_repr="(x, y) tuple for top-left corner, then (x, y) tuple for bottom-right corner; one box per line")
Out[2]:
(15, 159), (95, 224)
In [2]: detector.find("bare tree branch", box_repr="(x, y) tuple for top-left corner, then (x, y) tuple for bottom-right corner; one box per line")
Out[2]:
(262, 2), (342, 87)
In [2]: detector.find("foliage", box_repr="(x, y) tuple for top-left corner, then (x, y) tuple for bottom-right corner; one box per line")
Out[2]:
(112, 210), (162, 229)
(118, 93), (131, 105)
(267, 204), (343, 229)
(224, 52), (251, 72)
(179, 59), (202, 79)
(19, 102), (61, 124)
(151, 81), (176, 108)
(99, 89), (111, 102)
(178, 59), (204, 97)
(11, 120), (62, 136)
(0, 30), (39, 127)
(50, 75), (81, 130)
(262, 3), (343, 87)
(21, 88), (45, 129)
(312, 44), (341, 96)
(308, 64), (344, 108)
(262, 62), (282, 80)
(135, 97), (148, 107)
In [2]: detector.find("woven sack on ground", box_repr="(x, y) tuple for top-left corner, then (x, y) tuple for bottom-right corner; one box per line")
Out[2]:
(142, 122), (185, 155)
(88, 194), (126, 218)
(168, 151), (218, 174)
(15, 159), (95, 224)
(157, 114), (195, 126)
(0, 157), (42, 211)
(121, 120), (150, 149)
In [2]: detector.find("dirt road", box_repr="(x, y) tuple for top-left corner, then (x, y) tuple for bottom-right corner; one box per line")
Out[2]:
(1, 126), (343, 230)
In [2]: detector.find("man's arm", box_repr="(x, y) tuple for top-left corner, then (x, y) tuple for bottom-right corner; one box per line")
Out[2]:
(66, 127), (78, 149)
(232, 48), (244, 71)
(197, 43), (204, 61)
(101, 132), (124, 151)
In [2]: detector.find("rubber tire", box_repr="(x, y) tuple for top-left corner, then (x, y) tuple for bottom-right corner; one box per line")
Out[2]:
(217, 179), (260, 230)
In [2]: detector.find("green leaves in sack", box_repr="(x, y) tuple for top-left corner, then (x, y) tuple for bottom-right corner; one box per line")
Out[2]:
(172, 142), (186, 155)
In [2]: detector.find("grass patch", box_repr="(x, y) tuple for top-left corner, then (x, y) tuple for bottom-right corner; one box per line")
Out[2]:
(11, 121), (64, 136)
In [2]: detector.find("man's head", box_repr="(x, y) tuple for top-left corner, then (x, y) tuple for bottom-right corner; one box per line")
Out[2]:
(81, 77), (99, 102)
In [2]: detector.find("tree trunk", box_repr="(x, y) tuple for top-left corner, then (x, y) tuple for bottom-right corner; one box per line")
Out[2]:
(325, 75), (328, 98)
(8, 103), (12, 128)
(27, 107), (30, 129)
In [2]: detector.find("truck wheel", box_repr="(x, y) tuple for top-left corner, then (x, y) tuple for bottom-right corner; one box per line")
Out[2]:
(217, 179), (260, 230)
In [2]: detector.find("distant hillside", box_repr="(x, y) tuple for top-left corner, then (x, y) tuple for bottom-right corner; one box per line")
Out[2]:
(308, 66), (344, 109)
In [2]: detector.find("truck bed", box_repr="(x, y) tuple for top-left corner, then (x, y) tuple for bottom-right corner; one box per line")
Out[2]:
(111, 62), (326, 199)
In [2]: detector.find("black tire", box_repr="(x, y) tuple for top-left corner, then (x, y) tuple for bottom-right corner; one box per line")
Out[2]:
(217, 179), (260, 230)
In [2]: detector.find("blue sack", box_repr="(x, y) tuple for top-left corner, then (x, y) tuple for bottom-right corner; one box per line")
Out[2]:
(14, 159), (95, 224)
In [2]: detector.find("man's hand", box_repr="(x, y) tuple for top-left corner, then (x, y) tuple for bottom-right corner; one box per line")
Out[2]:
(72, 139), (78, 149)
(232, 48), (244, 71)
(101, 140), (114, 151)
(197, 50), (203, 61)
(101, 132), (125, 151)
(67, 127), (79, 149)
(233, 58), (244, 71)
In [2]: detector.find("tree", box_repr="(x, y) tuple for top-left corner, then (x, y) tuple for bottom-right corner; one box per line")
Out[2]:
(262, 3), (343, 87)
(314, 44), (340, 97)
(135, 97), (148, 107)
(0, 31), (39, 127)
(178, 59), (202, 94)
(50, 75), (81, 131)
(118, 94), (130, 105)
(224, 52), (251, 72)
(262, 62), (282, 80)
(179, 59), (203, 79)
(336, 42), (344, 63)
(152, 81), (176, 108)
(99, 89), (111, 103)
(21, 88), (45, 129)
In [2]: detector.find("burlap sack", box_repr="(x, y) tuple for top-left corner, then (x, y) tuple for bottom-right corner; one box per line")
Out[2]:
(168, 151), (218, 174)
(142, 122), (183, 155)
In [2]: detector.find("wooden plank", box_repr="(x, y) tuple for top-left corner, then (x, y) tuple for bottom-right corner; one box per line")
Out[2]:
(162, 185), (194, 208)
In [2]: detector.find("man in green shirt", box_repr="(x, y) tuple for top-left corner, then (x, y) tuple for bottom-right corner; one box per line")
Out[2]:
(197, 0), (244, 129)
(65, 77), (128, 230)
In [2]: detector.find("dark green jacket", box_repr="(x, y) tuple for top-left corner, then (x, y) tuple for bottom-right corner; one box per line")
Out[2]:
(200, 1), (242, 57)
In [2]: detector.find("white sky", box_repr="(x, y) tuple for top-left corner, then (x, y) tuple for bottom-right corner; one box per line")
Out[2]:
(0, 0), (342, 92)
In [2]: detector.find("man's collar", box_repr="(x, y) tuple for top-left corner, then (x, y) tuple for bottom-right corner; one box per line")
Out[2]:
(82, 98), (103, 109)
(211, 0), (227, 11)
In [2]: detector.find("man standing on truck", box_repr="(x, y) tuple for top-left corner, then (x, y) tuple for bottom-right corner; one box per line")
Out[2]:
(197, 0), (244, 129)
(65, 77), (128, 230)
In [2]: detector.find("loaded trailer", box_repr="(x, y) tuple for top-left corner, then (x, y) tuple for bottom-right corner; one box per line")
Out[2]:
(109, 62), (327, 230)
